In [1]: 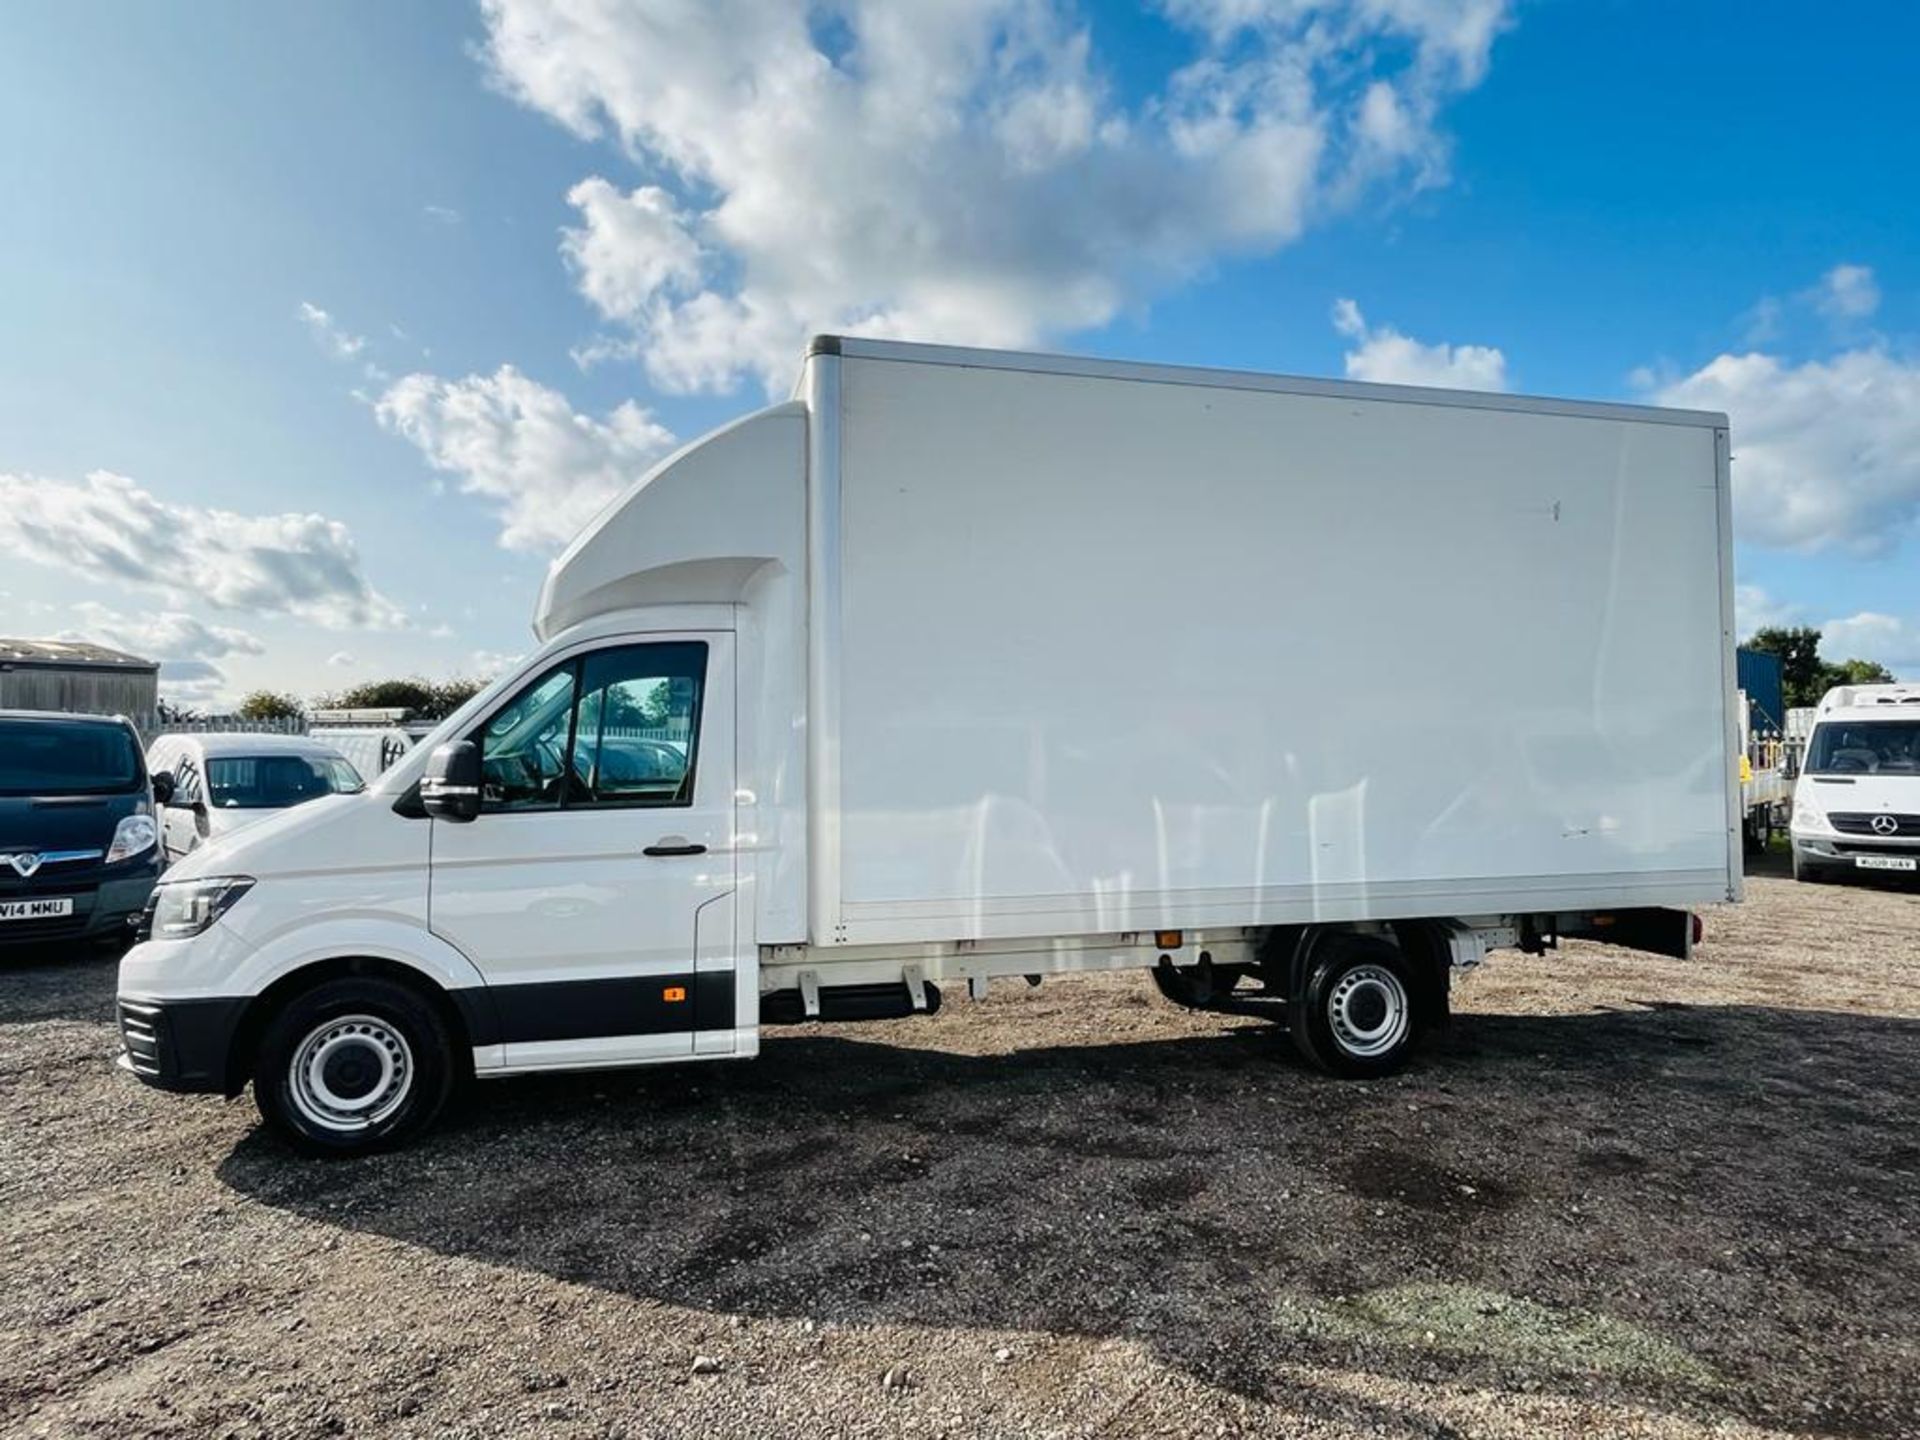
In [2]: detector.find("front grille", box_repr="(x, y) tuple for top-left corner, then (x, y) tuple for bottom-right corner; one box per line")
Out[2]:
(117, 1002), (164, 1077)
(1828, 812), (1920, 837)
(0, 875), (101, 899)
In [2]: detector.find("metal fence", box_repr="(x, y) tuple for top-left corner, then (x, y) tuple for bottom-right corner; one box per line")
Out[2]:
(132, 715), (310, 742)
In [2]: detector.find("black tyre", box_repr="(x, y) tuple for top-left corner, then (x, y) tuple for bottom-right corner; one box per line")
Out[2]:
(1288, 933), (1419, 1078)
(1791, 848), (1834, 884)
(253, 976), (455, 1156)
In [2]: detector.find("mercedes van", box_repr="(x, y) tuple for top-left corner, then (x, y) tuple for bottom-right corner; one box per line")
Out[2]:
(1790, 685), (1920, 882)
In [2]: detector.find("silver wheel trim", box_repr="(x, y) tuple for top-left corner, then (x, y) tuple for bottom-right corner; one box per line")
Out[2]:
(1327, 963), (1410, 1059)
(287, 1014), (414, 1133)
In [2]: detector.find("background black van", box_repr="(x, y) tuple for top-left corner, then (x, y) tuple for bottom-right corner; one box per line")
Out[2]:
(0, 711), (163, 950)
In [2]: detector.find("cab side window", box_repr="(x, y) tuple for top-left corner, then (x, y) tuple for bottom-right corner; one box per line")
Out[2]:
(477, 664), (578, 811)
(571, 643), (706, 807)
(474, 642), (707, 812)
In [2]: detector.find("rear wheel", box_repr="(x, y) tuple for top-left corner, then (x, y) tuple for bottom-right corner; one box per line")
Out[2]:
(1288, 933), (1419, 1077)
(253, 976), (454, 1156)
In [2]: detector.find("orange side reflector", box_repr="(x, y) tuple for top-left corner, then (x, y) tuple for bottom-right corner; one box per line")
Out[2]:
(1154, 930), (1183, 950)
(663, 986), (687, 1003)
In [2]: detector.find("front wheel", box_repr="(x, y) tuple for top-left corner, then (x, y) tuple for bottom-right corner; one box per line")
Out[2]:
(1288, 934), (1418, 1077)
(1791, 847), (1834, 884)
(253, 976), (455, 1156)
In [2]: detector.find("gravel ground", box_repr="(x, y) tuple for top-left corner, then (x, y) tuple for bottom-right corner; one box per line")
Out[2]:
(2, 852), (1916, 1439)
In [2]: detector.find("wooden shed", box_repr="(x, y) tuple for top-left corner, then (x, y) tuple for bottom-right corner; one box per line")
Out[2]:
(0, 638), (160, 718)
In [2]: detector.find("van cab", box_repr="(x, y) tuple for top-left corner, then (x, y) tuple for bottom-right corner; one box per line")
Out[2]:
(145, 733), (364, 867)
(0, 710), (162, 949)
(1790, 684), (1920, 882)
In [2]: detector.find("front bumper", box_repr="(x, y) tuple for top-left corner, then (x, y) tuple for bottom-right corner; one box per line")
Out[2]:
(1792, 831), (1920, 868)
(0, 870), (157, 948)
(116, 994), (249, 1094)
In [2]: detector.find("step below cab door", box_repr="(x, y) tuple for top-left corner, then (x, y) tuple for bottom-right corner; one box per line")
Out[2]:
(428, 632), (737, 1071)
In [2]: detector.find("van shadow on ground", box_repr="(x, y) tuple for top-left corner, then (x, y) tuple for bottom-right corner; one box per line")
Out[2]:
(219, 997), (1920, 1437)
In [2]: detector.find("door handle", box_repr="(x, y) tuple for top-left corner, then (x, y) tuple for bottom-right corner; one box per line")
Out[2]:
(644, 838), (708, 857)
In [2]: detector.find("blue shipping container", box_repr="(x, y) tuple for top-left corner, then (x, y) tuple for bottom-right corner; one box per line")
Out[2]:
(1737, 648), (1786, 733)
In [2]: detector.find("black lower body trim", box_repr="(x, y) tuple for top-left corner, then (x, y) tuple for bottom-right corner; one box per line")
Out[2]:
(117, 995), (248, 1093)
(463, 971), (737, 1045)
(122, 972), (738, 1092)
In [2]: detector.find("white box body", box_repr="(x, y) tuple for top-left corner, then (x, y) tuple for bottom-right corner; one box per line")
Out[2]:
(789, 340), (1738, 948)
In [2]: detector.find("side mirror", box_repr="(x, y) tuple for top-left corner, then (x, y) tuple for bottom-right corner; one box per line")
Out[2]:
(151, 771), (176, 805)
(421, 741), (482, 822)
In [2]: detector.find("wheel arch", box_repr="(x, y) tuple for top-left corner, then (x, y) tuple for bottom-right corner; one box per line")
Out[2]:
(1259, 919), (1452, 1029)
(224, 955), (485, 1096)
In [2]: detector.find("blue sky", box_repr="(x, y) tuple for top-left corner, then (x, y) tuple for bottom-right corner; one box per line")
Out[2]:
(3, 0), (1917, 702)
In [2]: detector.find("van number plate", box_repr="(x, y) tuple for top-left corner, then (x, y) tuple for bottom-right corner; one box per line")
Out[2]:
(0, 897), (75, 921)
(1855, 855), (1917, 872)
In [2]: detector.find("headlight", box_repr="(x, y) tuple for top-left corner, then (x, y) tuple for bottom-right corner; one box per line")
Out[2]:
(1792, 802), (1825, 831)
(151, 876), (255, 940)
(105, 814), (157, 865)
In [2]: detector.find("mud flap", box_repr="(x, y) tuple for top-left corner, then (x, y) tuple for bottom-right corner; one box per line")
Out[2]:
(1567, 907), (1697, 961)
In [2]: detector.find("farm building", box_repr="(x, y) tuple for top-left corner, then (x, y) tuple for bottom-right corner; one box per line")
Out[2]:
(0, 638), (159, 718)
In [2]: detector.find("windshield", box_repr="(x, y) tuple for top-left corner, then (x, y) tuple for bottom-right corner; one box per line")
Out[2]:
(206, 754), (365, 809)
(1805, 720), (1920, 776)
(0, 717), (142, 796)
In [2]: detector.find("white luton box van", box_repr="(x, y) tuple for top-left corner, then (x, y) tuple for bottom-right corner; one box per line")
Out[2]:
(118, 338), (1740, 1152)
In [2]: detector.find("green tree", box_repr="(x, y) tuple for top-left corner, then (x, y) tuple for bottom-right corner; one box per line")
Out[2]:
(1745, 626), (1898, 707)
(1827, 657), (1895, 688)
(324, 678), (436, 714)
(319, 676), (487, 721)
(426, 678), (487, 718)
(236, 689), (305, 722)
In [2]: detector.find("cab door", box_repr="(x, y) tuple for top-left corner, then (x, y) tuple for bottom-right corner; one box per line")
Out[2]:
(427, 632), (736, 1070)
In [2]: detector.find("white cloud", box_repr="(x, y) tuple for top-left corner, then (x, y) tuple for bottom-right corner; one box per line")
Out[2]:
(562, 179), (703, 323)
(63, 604), (265, 663)
(466, 648), (523, 678)
(1821, 611), (1920, 674)
(327, 650), (356, 667)
(1655, 348), (1920, 554)
(1813, 263), (1880, 321)
(1166, 0), (1510, 84)
(1331, 297), (1507, 389)
(374, 366), (678, 551)
(298, 300), (367, 360)
(1734, 584), (1798, 638)
(56, 603), (268, 709)
(0, 470), (406, 630)
(481, 0), (1512, 394)
(423, 204), (463, 225)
